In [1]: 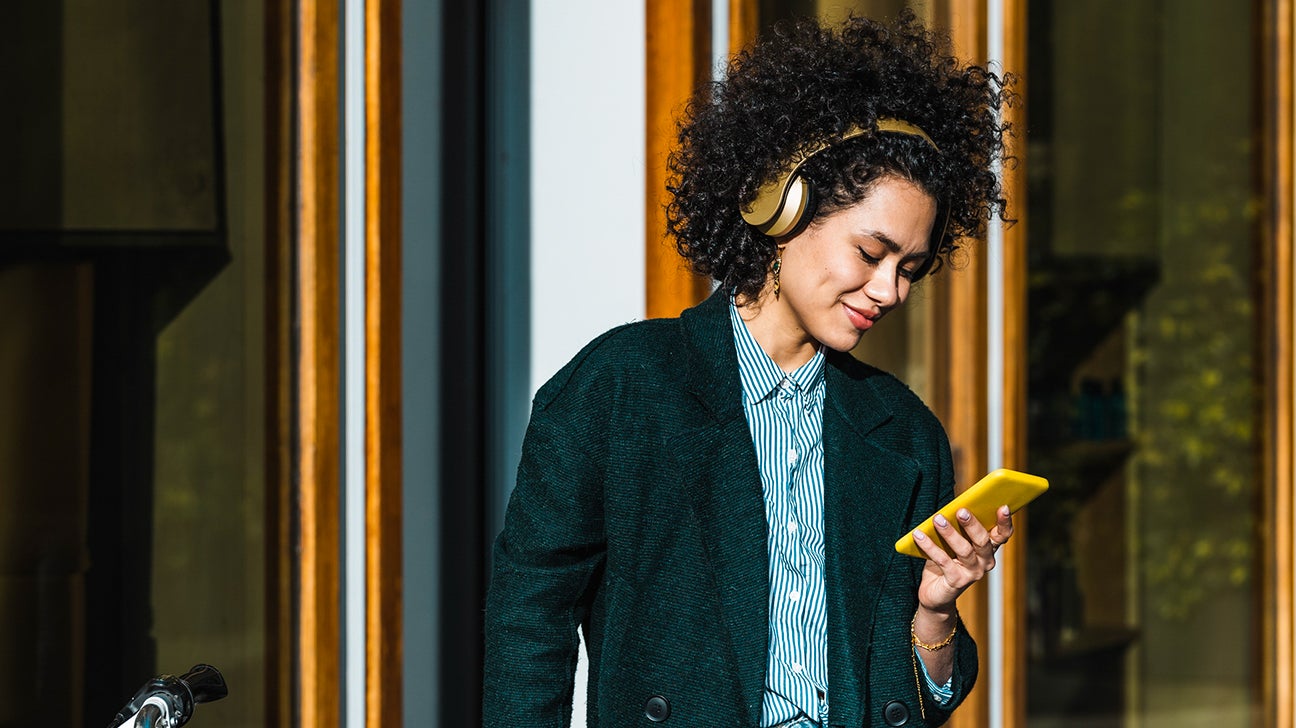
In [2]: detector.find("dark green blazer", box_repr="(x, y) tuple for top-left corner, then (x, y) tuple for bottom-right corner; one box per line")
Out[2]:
(484, 291), (977, 727)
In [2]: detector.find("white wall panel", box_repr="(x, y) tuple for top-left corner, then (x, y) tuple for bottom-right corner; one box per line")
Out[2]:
(530, 1), (647, 394)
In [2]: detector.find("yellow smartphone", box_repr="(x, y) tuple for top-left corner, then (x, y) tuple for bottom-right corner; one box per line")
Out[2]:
(894, 468), (1049, 559)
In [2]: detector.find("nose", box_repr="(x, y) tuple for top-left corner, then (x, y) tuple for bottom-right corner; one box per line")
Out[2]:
(863, 263), (904, 308)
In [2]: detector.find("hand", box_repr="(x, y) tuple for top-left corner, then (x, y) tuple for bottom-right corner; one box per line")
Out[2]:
(912, 505), (1014, 613)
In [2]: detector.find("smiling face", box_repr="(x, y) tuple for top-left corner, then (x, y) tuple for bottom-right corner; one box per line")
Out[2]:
(738, 175), (937, 369)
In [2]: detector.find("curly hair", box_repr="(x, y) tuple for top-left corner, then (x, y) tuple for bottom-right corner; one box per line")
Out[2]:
(666, 10), (1013, 301)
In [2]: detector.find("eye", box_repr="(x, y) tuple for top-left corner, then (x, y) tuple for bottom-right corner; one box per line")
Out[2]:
(898, 265), (917, 281)
(857, 246), (881, 265)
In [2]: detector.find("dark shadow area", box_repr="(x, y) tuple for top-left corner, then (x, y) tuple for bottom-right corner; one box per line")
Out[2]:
(82, 246), (231, 723)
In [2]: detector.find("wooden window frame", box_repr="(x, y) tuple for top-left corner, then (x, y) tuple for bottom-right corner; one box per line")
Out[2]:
(998, 0), (1029, 725)
(272, 1), (403, 725)
(646, 0), (715, 318)
(1267, 1), (1295, 725)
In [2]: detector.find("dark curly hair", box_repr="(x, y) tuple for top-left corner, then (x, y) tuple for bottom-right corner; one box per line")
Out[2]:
(666, 10), (1013, 301)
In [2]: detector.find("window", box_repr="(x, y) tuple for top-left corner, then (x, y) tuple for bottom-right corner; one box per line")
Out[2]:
(1024, 2), (1266, 724)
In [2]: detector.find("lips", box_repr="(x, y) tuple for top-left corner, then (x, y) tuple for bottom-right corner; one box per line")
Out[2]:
(843, 302), (878, 331)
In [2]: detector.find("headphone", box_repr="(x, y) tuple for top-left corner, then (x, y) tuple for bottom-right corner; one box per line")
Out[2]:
(739, 118), (941, 239)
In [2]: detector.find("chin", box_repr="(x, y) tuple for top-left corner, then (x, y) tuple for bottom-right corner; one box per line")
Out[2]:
(818, 330), (865, 353)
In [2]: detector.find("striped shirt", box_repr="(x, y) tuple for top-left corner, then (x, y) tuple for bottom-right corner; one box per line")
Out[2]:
(728, 303), (952, 727)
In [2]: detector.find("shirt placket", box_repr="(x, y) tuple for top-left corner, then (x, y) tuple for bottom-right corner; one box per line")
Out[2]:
(777, 379), (805, 574)
(797, 382), (827, 717)
(778, 380), (820, 706)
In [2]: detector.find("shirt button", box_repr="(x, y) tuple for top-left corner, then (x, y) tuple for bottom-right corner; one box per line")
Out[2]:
(788, 520), (798, 533)
(787, 449), (798, 465)
(791, 662), (803, 673)
(789, 590), (800, 602)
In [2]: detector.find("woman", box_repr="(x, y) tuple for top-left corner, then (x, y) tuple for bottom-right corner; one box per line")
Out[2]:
(485, 10), (1012, 727)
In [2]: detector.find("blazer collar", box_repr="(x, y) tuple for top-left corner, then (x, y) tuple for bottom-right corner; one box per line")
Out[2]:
(679, 289), (747, 424)
(823, 349), (894, 438)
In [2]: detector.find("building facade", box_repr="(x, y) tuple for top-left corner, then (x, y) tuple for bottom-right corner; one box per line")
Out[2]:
(1, 0), (1293, 726)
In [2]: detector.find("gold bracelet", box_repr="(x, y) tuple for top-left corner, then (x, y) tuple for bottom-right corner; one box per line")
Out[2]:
(911, 614), (959, 651)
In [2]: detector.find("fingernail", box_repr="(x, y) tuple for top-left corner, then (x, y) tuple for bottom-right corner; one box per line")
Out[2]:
(913, 530), (927, 541)
(935, 514), (949, 528)
(957, 508), (971, 522)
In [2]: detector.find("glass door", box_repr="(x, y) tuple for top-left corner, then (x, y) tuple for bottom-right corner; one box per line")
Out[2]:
(1023, 1), (1266, 725)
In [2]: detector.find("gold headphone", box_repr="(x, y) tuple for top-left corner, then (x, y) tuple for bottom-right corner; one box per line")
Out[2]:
(740, 118), (940, 238)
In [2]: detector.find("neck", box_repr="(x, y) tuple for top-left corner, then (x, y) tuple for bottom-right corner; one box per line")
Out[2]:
(735, 290), (818, 372)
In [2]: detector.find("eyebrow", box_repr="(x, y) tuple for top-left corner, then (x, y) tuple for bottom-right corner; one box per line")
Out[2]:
(861, 229), (930, 262)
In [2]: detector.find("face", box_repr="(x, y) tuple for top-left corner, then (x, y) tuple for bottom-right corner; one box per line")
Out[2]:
(774, 175), (937, 353)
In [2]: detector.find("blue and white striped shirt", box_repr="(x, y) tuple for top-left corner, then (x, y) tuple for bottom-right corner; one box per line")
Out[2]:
(728, 303), (951, 727)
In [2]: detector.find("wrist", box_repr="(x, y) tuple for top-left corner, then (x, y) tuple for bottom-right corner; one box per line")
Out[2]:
(912, 607), (959, 648)
(914, 603), (958, 624)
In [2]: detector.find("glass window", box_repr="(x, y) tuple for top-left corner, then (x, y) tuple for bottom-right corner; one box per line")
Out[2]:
(1025, 2), (1264, 725)
(0, 3), (271, 725)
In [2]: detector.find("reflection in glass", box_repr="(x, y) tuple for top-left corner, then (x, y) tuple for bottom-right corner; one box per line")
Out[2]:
(0, 3), (270, 724)
(1025, 1), (1263, 725)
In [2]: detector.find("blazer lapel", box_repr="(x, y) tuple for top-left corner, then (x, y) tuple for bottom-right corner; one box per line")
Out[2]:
(669, 292), (769, 723)
(821, 354), (924, 721)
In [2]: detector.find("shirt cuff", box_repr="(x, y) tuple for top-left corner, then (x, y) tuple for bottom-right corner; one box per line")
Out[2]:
(914, 646), (955, 705)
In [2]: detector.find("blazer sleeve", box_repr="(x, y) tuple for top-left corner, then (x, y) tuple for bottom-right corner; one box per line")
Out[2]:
(482, 352), (611, 728)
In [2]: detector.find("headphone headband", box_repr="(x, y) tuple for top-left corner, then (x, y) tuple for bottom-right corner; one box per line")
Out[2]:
(874, 117), (939, 150)
(740, 117), (940, 238)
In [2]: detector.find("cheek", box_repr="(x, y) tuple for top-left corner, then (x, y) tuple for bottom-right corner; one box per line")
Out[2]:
(820, 252), (863, 285)
(788, 255), (838, 293)
(788, 247), (866, 297)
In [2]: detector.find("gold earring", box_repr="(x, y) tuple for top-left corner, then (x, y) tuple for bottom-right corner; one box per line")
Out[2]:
(772, 251), (782, 299)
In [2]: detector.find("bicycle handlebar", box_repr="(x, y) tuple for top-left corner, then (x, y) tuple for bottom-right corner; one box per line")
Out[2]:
(108, 664), (228, 728)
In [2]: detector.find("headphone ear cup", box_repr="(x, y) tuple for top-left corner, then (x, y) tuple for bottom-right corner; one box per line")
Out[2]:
(760, 174), (815, 238)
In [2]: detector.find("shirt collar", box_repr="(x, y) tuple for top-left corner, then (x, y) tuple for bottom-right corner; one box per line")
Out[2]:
(728, 301), (826, 405)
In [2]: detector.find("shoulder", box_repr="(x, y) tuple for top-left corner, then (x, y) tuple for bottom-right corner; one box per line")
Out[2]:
(532, 316), (688, 413)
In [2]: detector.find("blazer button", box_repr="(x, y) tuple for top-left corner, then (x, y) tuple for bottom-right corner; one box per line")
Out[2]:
(644, 695), (671, 722)
(883, 699), (910, 726)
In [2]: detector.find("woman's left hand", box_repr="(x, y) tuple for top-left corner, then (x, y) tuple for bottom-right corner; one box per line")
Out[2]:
(912, 505), (1014, 612)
